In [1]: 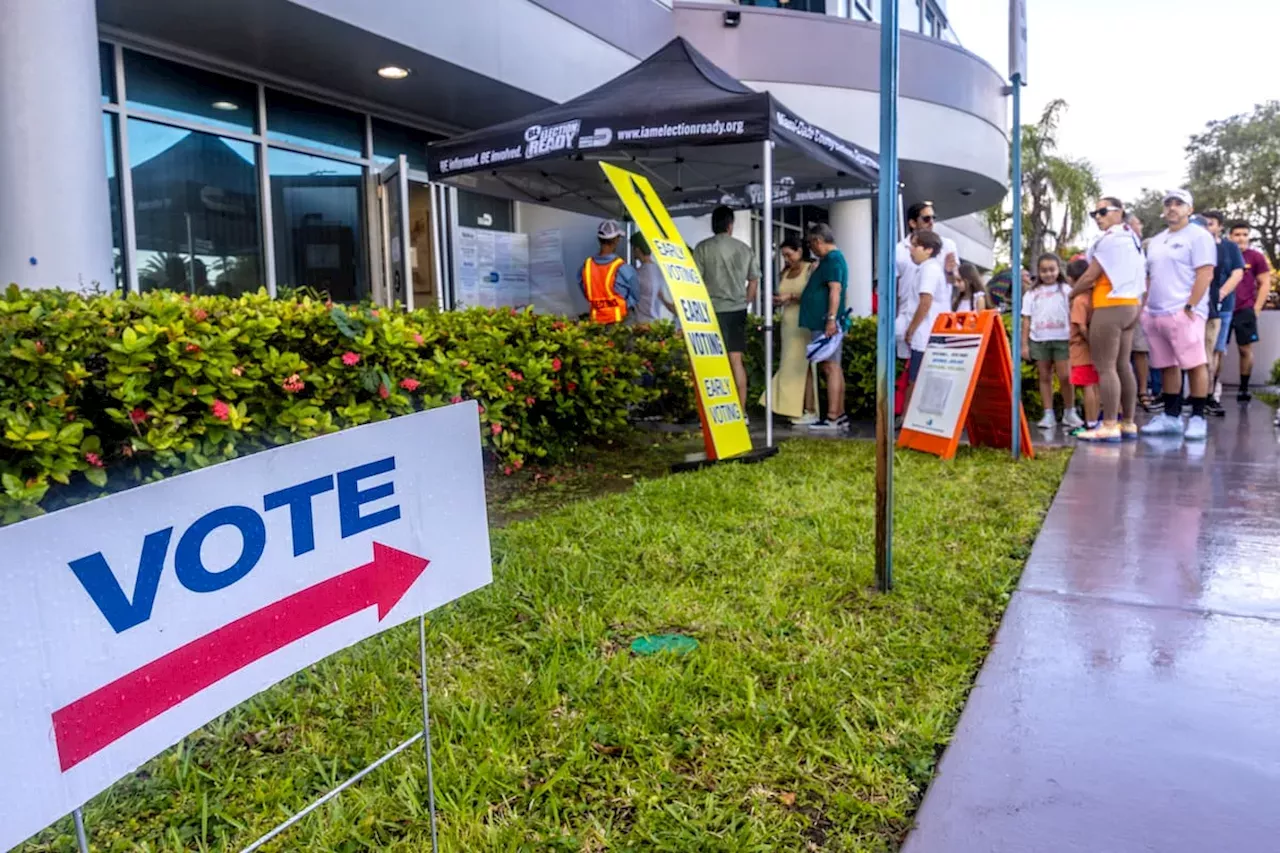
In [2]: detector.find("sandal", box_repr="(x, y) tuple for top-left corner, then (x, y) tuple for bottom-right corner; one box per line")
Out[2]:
(1139, 393), (1158, 412)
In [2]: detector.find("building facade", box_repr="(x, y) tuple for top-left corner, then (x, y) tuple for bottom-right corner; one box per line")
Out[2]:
(1, 0), (1007, 315)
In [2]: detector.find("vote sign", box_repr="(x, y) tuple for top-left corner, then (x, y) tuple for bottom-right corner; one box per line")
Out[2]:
(0, 404), (491, 850)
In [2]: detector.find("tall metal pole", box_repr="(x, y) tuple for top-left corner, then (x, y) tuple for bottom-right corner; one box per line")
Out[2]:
(874, 0), (900, 593)
(762, 140), (775, 448)
(1009, 73), (1024, 460)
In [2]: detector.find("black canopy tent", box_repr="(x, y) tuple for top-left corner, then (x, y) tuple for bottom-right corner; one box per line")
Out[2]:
(426, 37), (881, 448)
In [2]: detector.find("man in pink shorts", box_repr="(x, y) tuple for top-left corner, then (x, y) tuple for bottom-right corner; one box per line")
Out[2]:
(1139, 189), (1217, 440)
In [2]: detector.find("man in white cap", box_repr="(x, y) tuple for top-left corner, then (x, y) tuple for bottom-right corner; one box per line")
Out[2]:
(579, 219), (638, 325)
(1139, 189), (1217, 440)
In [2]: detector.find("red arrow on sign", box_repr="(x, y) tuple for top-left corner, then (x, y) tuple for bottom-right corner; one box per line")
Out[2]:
(51, 543), (429, 772)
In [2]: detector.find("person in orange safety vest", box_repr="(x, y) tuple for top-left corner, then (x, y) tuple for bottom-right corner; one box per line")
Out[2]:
(579, 219), (638, 324)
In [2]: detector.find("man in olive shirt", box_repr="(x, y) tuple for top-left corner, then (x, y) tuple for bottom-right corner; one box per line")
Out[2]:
(693, 205), (760, 410)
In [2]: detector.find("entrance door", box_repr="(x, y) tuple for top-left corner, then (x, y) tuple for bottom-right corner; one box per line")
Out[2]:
(378, 156), (411, 309)
(378, 156), (441, 311)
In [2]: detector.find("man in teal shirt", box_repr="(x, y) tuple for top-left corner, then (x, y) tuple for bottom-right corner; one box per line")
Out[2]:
(800, 222), (849, 431)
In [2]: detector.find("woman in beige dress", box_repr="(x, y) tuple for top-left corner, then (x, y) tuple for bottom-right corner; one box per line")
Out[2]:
(761, 235), (817, 423)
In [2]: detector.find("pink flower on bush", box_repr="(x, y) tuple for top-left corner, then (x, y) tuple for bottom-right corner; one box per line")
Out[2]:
(34, 340), (46, 355)
(129, 408), (148, 425)
(185, 343), (201, 354)
(370, 309), (380, 318)
(231, 365), (244, 377)
(342, 351), (361, 367)
(413, 333), (424, 346)
(282, 374), (305, 394)
(458, 359), (470, 368)
(552, 358), (562, 371)
(525, 396), (536, 406)
(504, 466), (513, 476)
(378, 384), (390, 400)
(450, 396), (463, 404)
(567, 382), (578, 392)
(491, 422), (503, 436)
(400, 378), (420, 392)
(512, 459), (524, 471)
(508, 370), (524, 382)
(192, 308), (208, 322)
(211, 400), (231, 421)
(84, 452), (103, 468)
(477, 405), (485, 414)
(506, 384), (515, 392)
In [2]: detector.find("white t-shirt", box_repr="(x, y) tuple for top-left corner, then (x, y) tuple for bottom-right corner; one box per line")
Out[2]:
(894, 233), (959, 356)
(1020, 284), (1070, 341)
(910, 260), (951, 351)
(1087, 224), (1146, 300)
(1145, 224), (1217, 317)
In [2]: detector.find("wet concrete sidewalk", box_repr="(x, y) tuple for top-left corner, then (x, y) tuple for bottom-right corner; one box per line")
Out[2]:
(904, 403), (1280, 853)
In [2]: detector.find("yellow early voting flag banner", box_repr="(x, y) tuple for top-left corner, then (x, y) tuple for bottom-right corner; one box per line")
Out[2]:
(600, 162), (752, 460)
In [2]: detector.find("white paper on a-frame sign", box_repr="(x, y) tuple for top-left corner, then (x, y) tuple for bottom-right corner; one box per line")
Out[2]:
(0, 403), (492, 851)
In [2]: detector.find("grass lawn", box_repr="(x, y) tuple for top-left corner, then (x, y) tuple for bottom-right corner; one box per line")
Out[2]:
(26, 440), (1069, 853)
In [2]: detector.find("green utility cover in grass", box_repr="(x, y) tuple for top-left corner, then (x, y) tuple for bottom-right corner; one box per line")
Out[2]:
(630, 634), (699, 656)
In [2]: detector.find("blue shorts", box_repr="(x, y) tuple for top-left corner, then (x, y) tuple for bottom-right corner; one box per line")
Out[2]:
(908, 349), (925, 382)
(1215, 311), (1233, 353)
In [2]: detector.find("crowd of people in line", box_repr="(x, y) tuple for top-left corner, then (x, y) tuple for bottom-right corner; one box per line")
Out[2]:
(576, 190), (1276, 440)
(1017, 191), (1275, 440)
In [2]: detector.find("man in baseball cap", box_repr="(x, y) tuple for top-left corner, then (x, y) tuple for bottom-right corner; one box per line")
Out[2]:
(1139, 189), (1217, 440)
(579, 219), (638, 324)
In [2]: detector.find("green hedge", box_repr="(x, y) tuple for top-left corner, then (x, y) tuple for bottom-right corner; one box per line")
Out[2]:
(0, 288), (692, 523)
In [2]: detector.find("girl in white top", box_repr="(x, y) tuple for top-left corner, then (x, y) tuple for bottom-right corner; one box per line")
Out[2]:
(1020, 253), (1079, 429)
(953, 263), (988, 312)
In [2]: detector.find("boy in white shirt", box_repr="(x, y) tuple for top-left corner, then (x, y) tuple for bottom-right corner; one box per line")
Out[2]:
(902, 230), (950, 413)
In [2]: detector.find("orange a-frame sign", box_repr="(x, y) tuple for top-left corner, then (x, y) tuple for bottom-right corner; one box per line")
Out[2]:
(897, 311), (1035, 460)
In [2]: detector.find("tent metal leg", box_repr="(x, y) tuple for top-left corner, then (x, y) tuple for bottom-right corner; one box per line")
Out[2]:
(762, 140), (775, 449)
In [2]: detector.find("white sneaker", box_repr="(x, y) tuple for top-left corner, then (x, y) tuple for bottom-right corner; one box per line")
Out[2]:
(1184, 415), (1208, 441)
(1036, 411), (1058, 429)
(1141, 413), (1184, 436)
(1062, 410), (1085, 429)
(791, 411), (819, 426)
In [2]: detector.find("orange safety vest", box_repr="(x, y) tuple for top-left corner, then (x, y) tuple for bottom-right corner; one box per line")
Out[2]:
(583, 257), (628, 324)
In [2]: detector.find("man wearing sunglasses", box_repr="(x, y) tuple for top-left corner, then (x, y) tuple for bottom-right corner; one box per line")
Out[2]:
(1139, 189), (1217, 440)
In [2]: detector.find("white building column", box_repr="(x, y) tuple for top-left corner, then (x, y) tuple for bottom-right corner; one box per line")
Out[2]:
(0, 0), (114, 291)
(830, 199), (873, 316)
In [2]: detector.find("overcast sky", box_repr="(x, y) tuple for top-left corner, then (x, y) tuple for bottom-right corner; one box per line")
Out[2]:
(945, 0), (1275, 206)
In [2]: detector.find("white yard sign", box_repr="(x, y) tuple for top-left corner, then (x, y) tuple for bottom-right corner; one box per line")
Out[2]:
(0, 404), (492, 850)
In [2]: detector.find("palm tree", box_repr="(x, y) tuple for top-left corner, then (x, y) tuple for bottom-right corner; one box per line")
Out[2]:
(989, 100), (1102, 267)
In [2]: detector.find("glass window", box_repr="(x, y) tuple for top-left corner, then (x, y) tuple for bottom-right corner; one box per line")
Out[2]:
(456, 190), (513, 232)
(100, 43), (115, 104)
(268, 148), (366, 302)
(372, 118), (442, 171)
(103, 114), (124, 291)
(124, 50), (257, 133)
(265, 89), (365, 159)
(128, 119), (262, 296)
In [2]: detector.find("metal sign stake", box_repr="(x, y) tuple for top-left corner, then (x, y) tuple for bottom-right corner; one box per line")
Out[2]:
(419, 614), (440, 853)
(72, 808), (89, 853)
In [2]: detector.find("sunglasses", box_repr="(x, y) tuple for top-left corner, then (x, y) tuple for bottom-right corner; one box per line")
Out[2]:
(917, 215), (936, 223)
(1090, 206), (1120, 219)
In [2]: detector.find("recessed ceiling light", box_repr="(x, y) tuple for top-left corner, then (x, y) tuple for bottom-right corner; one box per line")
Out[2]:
(377, 65), (411, 80)
(211, 100), (239, 111)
